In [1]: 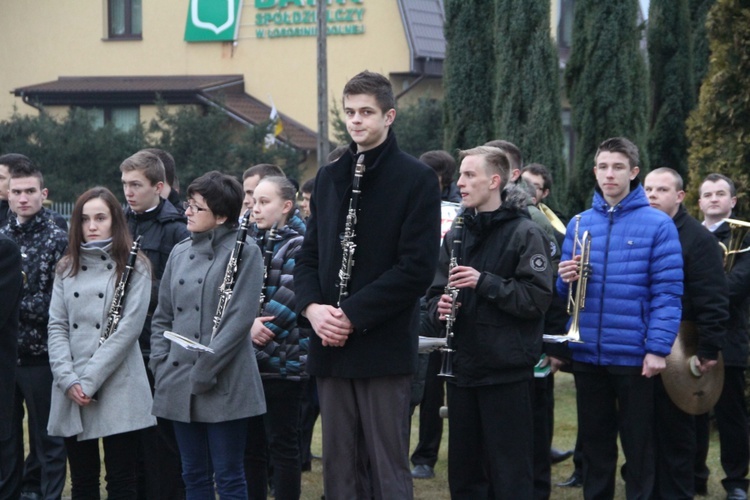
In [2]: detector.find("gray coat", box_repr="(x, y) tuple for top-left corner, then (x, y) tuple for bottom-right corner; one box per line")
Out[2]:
(47, 244), (156, 440)
(150, 224), (266, 423)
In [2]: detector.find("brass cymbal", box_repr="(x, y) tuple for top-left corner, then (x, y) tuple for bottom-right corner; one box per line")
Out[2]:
(662, 321), (724, 415)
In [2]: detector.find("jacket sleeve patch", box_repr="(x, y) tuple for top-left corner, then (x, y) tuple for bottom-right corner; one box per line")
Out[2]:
(530, 254), (548, 272)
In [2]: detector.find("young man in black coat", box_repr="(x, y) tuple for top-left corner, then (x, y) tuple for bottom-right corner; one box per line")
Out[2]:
(644, 168), (729, 499)
(434, 146), (554, 498)
(121, 150), (189, 500)
(294, 70), (441, 499)
(0, 234), (23, 500)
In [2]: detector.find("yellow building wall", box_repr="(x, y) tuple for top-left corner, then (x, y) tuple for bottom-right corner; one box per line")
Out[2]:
(0, 0), (412, 137)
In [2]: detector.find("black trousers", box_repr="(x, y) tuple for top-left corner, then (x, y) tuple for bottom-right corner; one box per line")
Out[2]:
(575, 369), (655, 500)
(695, 366), (750, 493)
(653, 375), (695, 499)
(65, 430), (140, 500)
(410, 350), (445, 469)
(136, 365), (184, 500)
(0, 365), (66, 500)
(447, 380), (534, 500)
(532, 375), (553, 500)
(298, 376), (319, 470)
(245, 379), (304, 500)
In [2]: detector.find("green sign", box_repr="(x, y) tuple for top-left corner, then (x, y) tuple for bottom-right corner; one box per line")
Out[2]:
(185, 0), (243, 42)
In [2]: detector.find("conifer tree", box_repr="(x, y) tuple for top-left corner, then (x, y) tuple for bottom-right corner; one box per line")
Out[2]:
(647, 0), (694, 179)
(686, 0), (750, 217)
(689, 0), (716, 97)
(443, 0), (497, 152)
(565, 0), (649, 211)
(493, 0), (566, 208)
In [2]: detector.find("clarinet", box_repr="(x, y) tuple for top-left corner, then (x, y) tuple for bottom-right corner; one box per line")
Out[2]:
(258, 223), (279, 315)
(100, 235), (142, 345)
(210, 210), (252, 341)
(337, 154), (366, 306)
(438, 216), (464, 378)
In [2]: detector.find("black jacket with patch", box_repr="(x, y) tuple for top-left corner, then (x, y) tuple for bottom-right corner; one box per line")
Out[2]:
(428, 193), (554, 387)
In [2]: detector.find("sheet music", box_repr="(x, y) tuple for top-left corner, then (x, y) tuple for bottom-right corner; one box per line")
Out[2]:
(418, 336), (447, 353)
(542, 334), (572, 344)
(164, 331), (215, 354)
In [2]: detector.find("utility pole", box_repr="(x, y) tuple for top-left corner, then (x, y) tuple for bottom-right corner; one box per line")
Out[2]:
(316, 0), (330, 167)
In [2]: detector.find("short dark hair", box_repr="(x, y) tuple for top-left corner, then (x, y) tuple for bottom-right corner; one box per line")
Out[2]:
(120, 151), (166, 186)
(141, 148), (177, 188)
(420, 150), (457, 189)
(702, 173), (736, 197)
(522, 163), (553, 191)
(343, 70), (396, 114)
(459, 146), (512, 191)
(242, 163), (284, 181)
(7, 155), (45, 189)
(595, 137), (640, 169)
(301, 178), (315, 195)
(0, 153), (34, 173)
(187, 171), (244, 228)
(483, 140), (523, 172)
(327, 145), (349, 163)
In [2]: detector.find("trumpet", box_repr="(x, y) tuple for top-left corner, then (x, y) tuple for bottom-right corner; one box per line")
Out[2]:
(564, 215), (589, 343)
(719, 218), (750, 272)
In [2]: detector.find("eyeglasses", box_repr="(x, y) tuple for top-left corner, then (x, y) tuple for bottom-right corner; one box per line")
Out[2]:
(183, 201), (208, 213)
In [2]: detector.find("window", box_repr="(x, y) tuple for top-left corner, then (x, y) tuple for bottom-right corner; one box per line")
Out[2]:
(557, 0), (574, 49)
(108, 0), (142, 39)
(84, 107), (140, 131)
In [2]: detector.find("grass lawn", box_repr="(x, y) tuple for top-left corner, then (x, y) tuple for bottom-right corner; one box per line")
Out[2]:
(45, 371), (727, 498)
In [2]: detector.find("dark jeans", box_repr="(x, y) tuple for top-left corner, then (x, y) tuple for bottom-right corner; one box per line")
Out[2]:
(172, 418), (249, 500)
(245, 379), (303, 500)
(447, 380), (534, 500)
(575, 368), (655, 500)
(410, 350), (444, 469)
(65, 430), (140, 499)
(0, 365), (66, 500)
(695, 366), (749, 493)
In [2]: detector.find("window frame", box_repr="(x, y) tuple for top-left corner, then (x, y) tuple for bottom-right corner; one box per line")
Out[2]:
(107, 0), (142, 40)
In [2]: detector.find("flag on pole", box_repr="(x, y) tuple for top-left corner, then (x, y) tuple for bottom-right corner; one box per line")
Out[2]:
(264, 101), (284, 149)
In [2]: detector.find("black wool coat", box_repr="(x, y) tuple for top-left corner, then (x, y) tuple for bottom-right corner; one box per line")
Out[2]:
(673, 205), (728, 361)
(712, 219), (750, 367)
(294, 132), (441, 378)
(0, 234), (23, 439)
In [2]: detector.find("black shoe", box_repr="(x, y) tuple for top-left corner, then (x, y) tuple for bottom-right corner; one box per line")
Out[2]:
(695, 483), (708, 496)
(727, 488), (748, 500)
(550, 448), (574, 465)
(411, 464), (435, 479)
(556, 472), (582, 487)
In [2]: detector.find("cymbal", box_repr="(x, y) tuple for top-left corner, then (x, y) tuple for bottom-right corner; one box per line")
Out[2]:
(662, 321), (724, 415)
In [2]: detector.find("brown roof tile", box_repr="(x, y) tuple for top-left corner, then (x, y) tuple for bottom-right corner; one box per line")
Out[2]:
(12, 75), (318, 152)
